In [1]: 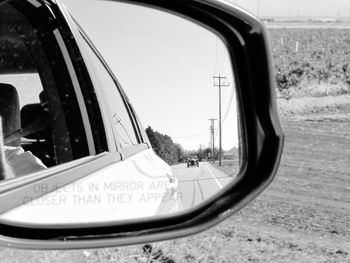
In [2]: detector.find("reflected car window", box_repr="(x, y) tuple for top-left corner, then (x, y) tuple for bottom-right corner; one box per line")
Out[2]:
(78, 35), (139, 149)
(0, 0), (91, 180)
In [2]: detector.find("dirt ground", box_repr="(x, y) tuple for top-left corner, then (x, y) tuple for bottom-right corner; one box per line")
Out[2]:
(0, 97), (349, 262)
(136, 98), (349, 263)
(148, 107), (350, 263)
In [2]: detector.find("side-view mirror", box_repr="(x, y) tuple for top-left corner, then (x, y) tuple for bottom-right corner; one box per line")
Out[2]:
(0, 0), (284, 249)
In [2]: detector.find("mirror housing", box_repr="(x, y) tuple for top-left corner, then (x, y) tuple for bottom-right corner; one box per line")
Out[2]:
(0, 0), (284, 249)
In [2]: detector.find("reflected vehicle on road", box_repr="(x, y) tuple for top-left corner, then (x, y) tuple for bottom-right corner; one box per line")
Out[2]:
(187, 157), (199, 168)
(171, 161), (232, 210)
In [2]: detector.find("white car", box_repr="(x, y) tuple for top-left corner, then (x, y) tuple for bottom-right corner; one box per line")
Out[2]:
(0, 0), (180, 225)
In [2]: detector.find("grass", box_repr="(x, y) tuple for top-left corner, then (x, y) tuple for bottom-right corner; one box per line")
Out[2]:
(210, 159), (239, 177)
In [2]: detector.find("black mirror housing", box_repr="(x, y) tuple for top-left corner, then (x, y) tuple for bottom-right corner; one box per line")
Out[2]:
(0, 0), (284, 249)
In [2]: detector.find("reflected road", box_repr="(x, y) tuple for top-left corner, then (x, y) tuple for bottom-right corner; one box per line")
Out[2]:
(171, 162), (233, 210)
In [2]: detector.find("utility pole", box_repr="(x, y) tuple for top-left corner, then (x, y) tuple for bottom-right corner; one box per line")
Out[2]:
(213, 75), (230, 166)
(208, 118), (217, 162)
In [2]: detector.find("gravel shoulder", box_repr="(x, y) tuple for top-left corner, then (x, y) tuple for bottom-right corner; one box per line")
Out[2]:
(278, 94), (350, 117)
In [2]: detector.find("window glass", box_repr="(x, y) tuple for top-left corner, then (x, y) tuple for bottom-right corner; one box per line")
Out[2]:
(78, 37), (139, 148)
(0, 74), (43, 107)
(0, 0), (90, 181)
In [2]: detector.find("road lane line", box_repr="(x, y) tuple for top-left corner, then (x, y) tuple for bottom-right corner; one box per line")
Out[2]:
(191, 181), (197, 207)
(195, 180), (205, 202)
(193, 165), (205, 181)
(206, 164), (223, 189)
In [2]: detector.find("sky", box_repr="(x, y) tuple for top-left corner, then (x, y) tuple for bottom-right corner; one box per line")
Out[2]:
(230, 0), (350, 18)
(60, 0), (350, 150)
(61, 0), (238, 151)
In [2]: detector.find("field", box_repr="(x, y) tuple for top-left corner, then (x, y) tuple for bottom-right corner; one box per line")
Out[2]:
(270, 28), (350, 99)
(0, 29), (349, 262)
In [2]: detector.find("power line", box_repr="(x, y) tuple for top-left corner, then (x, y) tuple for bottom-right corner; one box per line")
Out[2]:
(212, 38), (219, 118)
(172, 132), (208, 139)
(222, 83), (235, 123)
(214, 38), (218, 74)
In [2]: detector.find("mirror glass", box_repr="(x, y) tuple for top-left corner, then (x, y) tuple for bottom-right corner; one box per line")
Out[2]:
(0, 0), (241, 225)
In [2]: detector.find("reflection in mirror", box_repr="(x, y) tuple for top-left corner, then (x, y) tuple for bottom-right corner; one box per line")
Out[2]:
(0, 0), (241, 225)
(71, 1), (240, 210)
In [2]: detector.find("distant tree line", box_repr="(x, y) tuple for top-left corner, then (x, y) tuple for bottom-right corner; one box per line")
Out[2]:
(146, 126), (225, 165)
(146, 126), (184, 165)
(188, 147), (224, 161)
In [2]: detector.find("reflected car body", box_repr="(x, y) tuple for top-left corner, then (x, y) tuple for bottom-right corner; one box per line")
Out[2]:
(0, 0), (181, 224)
(1, 149), (181, 224)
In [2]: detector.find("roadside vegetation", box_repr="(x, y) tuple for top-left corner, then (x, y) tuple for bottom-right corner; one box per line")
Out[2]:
(146, 126), (184, 165)
(211, 159), (239, 177)
(146, 126), (222, 165)
(271, 28), (350, 99)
